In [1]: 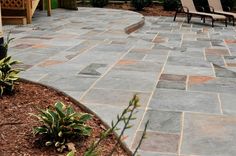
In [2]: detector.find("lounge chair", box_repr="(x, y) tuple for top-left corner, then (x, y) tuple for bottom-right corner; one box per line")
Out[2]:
(173, 0), (227, 27)
(208, 0), (236, 26)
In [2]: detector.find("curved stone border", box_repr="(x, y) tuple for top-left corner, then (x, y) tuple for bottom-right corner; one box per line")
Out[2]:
(4, 7), (146, 153)
(125, 17), (145, 34)
(20, 78), (133, 156)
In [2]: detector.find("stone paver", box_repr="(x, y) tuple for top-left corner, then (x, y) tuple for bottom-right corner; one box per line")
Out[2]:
(4, 8), (236, 156)
(181, 113), (236, 156)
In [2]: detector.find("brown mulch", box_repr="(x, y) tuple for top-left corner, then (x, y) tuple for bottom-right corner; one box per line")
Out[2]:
(0, 80), (129, 156)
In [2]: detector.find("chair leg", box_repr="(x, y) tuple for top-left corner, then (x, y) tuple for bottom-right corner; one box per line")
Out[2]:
(173, 11), (178, 21)
(189, 14), (192, 21)
(187, 14), (191, 23)
(225, 19), (228, 27)
(212, 19), (214, 27)
(203, 17), (205, 23)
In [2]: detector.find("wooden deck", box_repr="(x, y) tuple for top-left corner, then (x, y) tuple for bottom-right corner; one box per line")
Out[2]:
(1, 0), (51, 25)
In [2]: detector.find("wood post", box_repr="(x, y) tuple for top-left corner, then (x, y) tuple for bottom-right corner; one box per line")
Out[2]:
(47, 0), (51, 16)
(26, 0), (32, 24)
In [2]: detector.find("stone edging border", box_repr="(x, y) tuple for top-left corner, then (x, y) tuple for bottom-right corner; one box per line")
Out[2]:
(20, 78), (133, 156)
(125, 16), (145, 34)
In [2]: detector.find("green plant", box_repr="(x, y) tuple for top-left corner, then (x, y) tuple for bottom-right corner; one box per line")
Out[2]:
(163, 0), (179, 11)
(131, 0), (146, 11)
(221, 0), (235, 11)
(84, 95), (148, 156)
(90, 0), (108, 8)
(0, 33), (14, 60)
(0, 56), (21, 96)
(32, 101), (93, 152)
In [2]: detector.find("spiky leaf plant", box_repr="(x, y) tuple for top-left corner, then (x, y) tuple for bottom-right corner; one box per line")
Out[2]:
(0, 56), (21, 96)
(32, 102), (93, 152)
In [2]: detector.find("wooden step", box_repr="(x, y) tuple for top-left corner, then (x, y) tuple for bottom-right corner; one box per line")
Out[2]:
(2, 16), (27, 25)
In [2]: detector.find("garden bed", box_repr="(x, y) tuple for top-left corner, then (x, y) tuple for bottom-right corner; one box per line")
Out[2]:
(0, 80), (129, 156)
(106, 3), (176, 16)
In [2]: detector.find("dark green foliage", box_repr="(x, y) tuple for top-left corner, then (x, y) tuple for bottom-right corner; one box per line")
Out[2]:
(221, 0), (235, 11)
(131, 0), (148, 11)
(32, 102), (93, 152)
(0, 56), (21, 96)
(59, 0), (78, 10)
(145, 0), (153, 7)
(163, 0), (179, 11)
(90, 0), (109, 8)
(0, 34), (14, 60)
(193, 0), (210, 12)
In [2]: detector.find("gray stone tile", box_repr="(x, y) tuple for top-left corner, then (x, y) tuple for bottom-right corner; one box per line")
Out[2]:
(91, 43), (131, 52)
(114, 60), (163, 72)
(140, 110), (182, 133)
(81, 88), (150, 108)
(157, 80), (186, 90)
(39, 75), (98, 92)
(149, 89), (221, 114)
(163, 65), (214, 77)
(182, 40), (211, 48)
(79, 63), (107, 76)
(181, 113), (236, 156)
(132, 131), (180, 153)
(104, 69), (158, 81)
(213, 64), (236, 78)
(94, 76), (156, 92)
(167, 56), (211, 68)
(220, 94), (236, 115)
(206, 55), (225, 66)
(136, 151), (177, 156)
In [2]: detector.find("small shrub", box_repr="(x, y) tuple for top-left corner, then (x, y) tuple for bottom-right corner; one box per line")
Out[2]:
(163, 0), (179, 11)
(32, 102), (93, 152)
(221, 0), (234, 11)
(131, 0), (146, 11)
(90, 0), (108, 8)
(145, 0), (153, 7)
(0, 56), (21, 96)
(0, 34), (14, 60)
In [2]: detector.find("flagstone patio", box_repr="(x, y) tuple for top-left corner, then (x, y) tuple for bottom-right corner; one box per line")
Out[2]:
(4, 7), (236, 156)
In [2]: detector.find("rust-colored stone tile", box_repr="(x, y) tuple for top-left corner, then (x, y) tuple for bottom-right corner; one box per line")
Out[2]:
(225, 40), (236, 44)
(160, 74), (187, 82)
(189, 76), (215, 85)
(227, 63), (236, 67)
(38, 60), (65, 67)
(153, 36), (167, 43)
(12, 44), (33, 49)
(203, 28), (209, 32)
(132, 131), (179, 153)
(117, 60), (137, 65)
(205, 48), (230, 56)
(32, 44), (49, 49)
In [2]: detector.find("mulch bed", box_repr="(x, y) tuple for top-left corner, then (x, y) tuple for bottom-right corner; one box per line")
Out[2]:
(0, 80), (129, 156)
(106, 3), (176, 16)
